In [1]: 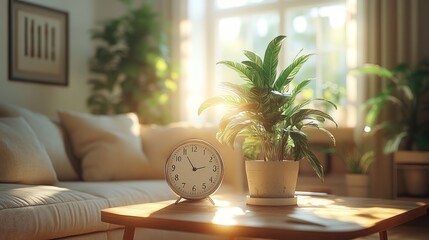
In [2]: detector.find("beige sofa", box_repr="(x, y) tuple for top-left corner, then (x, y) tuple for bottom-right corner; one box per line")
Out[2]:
(0, 103), (245, 240)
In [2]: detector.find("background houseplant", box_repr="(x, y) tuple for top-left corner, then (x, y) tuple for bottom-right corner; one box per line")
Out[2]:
(356, 58), (429, 153)
(198, 35), (337, 205)
(87, 0), (176, 124)
(357, 58), (429, 197)
(326, 142), (374, 197)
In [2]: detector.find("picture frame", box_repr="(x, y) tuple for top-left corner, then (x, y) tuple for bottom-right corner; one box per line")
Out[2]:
(9, 0), (69, 86)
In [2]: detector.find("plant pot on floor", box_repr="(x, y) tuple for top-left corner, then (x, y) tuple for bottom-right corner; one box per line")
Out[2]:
(245, 160), (299, 206)
(345, 174), (369, 197)
(394, 151), (429, 197)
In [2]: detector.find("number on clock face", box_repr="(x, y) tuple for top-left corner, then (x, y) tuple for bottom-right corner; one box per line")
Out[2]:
(165, 140), (224, 200)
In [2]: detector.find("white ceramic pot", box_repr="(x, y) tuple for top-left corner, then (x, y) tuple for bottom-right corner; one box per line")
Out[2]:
(345, 174), (369, 197)
(245, 160), (299, 206)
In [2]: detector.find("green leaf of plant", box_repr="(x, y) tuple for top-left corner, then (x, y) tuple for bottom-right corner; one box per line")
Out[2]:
(243, 136), (262, 159)
(87, 94), (109, 114)
(288, 130), (308, 159)
(353, 64), (395, 78)
(305, 150), (324, 182)
(314, 98), (338, 110)
(291, 109), (337, 127)
(217, 61), (255, 84)
(218, 107), (258, 131)
(219, 82), (251, 98)
(242, 61), (265, 87)
(263, 35), (286, 86)
(360, 151), (375, 173)
(397, 85), (414, 102)
(304, 124), (336, 145)
(393, 63), (408, 73)
(383, 131), (407, 154)
(217, 113), (253, 147)
(273, 53), (313, 91)
(283, 79), (312, 107)
(243, 50), (263, 67)
(365, 93), (405, 126)
(292, 79), (312, 95)
(197, 95), (238, 115)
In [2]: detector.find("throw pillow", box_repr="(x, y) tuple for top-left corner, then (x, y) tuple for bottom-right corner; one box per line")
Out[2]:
(58, 111), (151, 181)
(0, 103), (79, 180)
(0, 117), (58, 184)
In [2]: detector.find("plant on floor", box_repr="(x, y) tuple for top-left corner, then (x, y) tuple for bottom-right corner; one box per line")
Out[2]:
(327, 143), (374, 174)
(87, 0), (176, 124)
(198, 35), (337, 181)
(355, 58), (429, 153)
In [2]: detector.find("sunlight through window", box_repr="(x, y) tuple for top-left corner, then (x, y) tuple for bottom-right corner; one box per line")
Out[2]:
(181, 0), (357, 125)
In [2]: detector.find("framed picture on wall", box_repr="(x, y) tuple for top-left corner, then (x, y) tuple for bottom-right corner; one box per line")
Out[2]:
(8, 0), (69, 86)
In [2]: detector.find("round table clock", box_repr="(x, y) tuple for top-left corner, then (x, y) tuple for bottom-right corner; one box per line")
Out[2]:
(165, 139), (224, 204)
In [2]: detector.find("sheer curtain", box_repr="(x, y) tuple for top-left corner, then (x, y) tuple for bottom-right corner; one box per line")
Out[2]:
(359, 0), (420, 198)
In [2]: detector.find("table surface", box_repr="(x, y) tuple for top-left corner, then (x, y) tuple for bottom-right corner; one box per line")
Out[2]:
(101, 194), (427, 240)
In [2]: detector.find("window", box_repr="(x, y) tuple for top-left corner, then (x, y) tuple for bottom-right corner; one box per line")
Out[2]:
(177, 0), (358, 127)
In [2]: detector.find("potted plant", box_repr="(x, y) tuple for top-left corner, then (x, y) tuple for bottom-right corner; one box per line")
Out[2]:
(87, 0), (176, 124)
(198, 35), (337, 205)
(356, 58), (429, 153)
(327, 142), (374, 197)
(356, 58), (429, 197)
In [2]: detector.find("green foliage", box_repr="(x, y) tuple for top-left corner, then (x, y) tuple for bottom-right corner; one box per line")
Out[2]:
(198, 35), (337, 181)
(87, 1), (176, 124)
(355, 58), (429, 153)
(326, 144), (375, 174)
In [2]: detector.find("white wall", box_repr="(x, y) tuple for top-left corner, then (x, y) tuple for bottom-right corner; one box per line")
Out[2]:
(0, 0), (94, 118)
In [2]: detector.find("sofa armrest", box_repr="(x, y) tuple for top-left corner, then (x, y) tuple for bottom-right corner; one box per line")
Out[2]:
(140, 122), (246, 193)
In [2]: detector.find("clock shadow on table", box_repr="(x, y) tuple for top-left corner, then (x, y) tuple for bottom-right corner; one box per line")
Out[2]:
(142, 197), (230, 234)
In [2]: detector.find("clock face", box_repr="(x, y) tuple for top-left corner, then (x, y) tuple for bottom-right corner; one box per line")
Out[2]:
(165, 139), (224, 200)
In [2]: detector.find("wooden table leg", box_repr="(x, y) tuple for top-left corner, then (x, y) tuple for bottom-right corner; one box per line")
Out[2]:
(379, 230), (388, 240)
(123, 226), (135, 240)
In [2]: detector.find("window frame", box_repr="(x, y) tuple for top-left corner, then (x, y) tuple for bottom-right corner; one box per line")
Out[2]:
(180, 0), (359, 127)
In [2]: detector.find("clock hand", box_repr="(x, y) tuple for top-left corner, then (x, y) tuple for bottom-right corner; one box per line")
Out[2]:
(195, 166), (206, 170)
(186, 156), (197, 171)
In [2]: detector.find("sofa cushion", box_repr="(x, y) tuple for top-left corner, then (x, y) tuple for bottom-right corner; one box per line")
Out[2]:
(57, 180), (176, 209)
(0, 184), (110, 240)
(0, 103), (79, 180)
(0, 118), (57, 184)
(58, 111), (151, 181)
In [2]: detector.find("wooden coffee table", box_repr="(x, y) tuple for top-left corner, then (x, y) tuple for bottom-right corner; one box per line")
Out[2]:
(101, 194), (427, 240)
